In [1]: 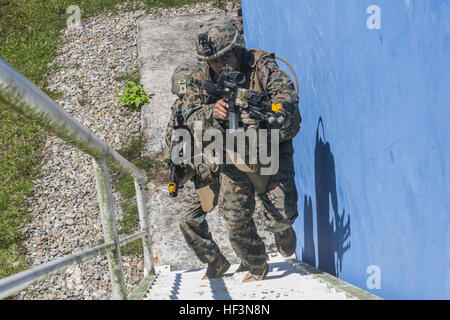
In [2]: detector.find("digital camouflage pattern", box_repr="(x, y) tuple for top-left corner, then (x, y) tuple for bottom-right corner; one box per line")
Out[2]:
(178, 180), (221, 264)
(195, 19), (246, 62)
(218, 142), (298, 269)
(180, 20), (301, 271)
(171, 62), (204, 97)
(165, 62), (205, 148)
(166, 62), (223, 266)
(181, 48), (300, 143)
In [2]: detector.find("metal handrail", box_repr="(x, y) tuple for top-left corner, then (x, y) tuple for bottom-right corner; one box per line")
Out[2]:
(0, 56), (155, 300)
(0, 57), (145, 181)
(0, 243), (115, 300)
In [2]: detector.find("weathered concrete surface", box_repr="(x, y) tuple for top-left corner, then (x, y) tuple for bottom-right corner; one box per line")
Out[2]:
(144, 253), (382, 300)
(137, 13), (276, 271)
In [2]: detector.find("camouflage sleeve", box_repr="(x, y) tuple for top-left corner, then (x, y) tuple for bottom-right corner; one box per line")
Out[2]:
(256, 56), (299, 122)
(180, 78), (224, 134)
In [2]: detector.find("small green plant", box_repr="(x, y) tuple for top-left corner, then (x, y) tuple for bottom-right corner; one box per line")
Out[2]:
(117, 81), (150, 110)
(0, 0), (228, 283)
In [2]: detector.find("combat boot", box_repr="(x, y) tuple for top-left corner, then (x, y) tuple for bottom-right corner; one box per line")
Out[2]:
(274, 226), (297, 257)
(235, 261), (250, 273)
(242, 262), (269, 283)
(202, 253), (230, 280)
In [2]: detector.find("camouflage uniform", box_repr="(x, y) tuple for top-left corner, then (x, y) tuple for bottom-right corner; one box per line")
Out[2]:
(166, 63), (222, 264)
(178, 180), (220, 264)
(180, 20), (301, 270)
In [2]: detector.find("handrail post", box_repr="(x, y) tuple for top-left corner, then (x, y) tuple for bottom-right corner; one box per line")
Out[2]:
(134, 178), (155, 277)
(92, 156), (127, 300)
(0, 57), (156, 299)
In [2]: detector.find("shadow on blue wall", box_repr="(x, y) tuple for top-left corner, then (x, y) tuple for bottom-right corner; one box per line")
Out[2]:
(302, 195), (316, 267)
(302, 118), (351, 277)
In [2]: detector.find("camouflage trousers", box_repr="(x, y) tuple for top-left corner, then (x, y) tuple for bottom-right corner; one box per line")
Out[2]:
(179, 181), (221, 264)
(218, 141), (299, 269)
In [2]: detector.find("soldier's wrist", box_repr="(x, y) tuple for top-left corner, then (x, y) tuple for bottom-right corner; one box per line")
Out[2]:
(205, 103), (215, 120)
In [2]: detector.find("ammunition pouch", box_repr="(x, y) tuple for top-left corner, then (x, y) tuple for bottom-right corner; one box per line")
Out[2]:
(193, 162), (220, 188)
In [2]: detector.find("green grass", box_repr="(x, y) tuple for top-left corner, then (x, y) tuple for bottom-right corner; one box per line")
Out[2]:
(0, 110), (43, 279)
(113, 69), (142, 84)
(112, 135), (165, 255)
(0, 0), (231, 280)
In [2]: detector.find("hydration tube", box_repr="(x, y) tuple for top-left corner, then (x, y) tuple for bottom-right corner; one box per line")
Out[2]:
(275, 55), (299, 96)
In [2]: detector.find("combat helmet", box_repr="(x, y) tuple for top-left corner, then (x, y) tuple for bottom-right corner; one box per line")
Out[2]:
(171, 62), (201, 97)
(195, 19), (245, 62)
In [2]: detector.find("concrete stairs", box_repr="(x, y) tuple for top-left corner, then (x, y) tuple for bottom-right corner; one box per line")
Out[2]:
(143, 253), (381, 300)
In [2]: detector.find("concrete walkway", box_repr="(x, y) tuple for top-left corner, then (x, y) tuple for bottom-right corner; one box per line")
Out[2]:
(138, 12), (236, 155)
(136, 12), (278, 273)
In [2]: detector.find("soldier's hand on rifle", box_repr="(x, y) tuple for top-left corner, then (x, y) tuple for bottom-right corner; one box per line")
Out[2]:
(213, 99), (229, 120)
(241, 109), (260, 127)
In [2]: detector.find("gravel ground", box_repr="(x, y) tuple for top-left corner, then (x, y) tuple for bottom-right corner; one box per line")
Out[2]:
(17, 2), (237, 300)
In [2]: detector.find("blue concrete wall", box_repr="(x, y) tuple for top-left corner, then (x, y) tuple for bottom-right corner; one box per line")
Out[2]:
(242, 0), (450, 299)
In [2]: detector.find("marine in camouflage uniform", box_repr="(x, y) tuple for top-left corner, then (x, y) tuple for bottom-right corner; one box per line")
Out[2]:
(166, 63), (231, 279)
(180, 20), (301, 281)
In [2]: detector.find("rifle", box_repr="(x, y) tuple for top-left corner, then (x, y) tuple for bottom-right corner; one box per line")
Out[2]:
(202, 66), (244, 131)
(202, 65), (285, 130)
(167, 110), (185, 197)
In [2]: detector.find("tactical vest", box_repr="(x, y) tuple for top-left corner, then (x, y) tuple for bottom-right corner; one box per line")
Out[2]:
(246, 49), (302, 142)
(231, 50), (301, 193)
